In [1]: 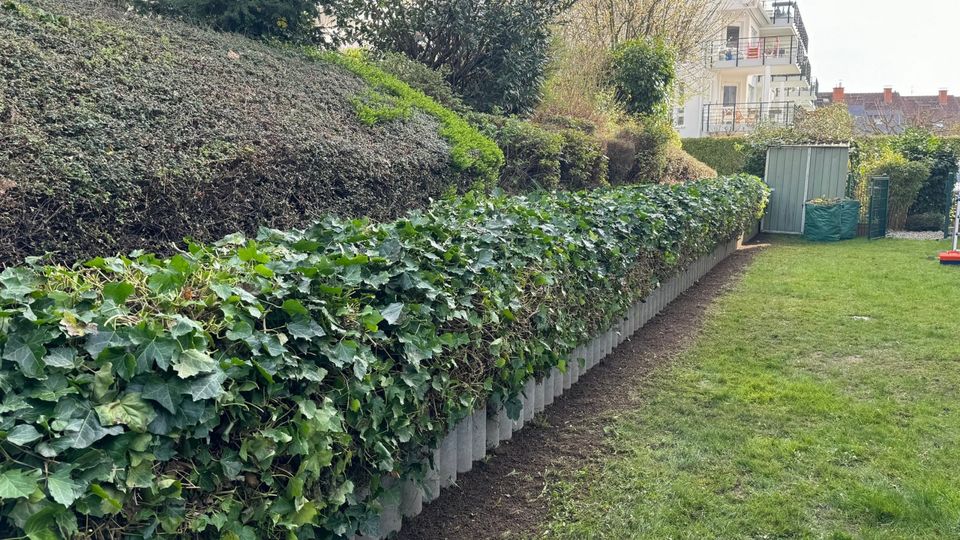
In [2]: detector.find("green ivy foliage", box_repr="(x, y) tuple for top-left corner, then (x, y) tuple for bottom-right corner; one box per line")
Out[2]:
(0, 178), (768, 538)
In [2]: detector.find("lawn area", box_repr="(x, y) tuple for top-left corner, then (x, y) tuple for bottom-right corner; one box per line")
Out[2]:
(543, 236), (960, 539)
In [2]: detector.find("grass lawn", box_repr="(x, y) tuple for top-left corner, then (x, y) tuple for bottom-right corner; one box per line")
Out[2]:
(542, 237), (960, 539)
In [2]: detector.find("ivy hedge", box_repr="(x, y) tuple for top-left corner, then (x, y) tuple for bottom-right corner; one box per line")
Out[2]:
(0, 0), (499, 266)
(0, 177), (768, 538)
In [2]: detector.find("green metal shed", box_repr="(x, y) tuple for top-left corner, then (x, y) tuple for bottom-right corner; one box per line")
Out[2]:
(762, 145), (850, 234)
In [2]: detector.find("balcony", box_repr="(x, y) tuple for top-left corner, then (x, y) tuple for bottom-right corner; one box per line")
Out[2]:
(706, 35), (808, 73)
(765, 1), (808, 49)
(701, 101), (800, 134)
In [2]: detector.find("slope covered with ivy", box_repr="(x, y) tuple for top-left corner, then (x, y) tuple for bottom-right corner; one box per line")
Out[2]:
(0, 0), (499, 266)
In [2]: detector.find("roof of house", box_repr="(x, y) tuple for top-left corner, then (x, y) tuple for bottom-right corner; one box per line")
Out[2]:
(817, 89), (960, 134)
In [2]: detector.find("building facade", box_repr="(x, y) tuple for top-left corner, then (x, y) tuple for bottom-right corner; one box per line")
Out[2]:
(817, 86), (960, 135)
(675, 0), (818, 138)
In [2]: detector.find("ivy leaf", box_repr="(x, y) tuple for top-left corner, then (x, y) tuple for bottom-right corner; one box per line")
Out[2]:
(183, 370), (227, 401)
(173, 349), (218, 378)
(142, 377), (180, 414)
(381, 303), (404, 325)
(62, 411), (124, 449)
(226, 320), (254, 341)
(330, 341), (358, 368)
(47, 467), (86, 507)
(2, 335), (45, 379)
(23, 505), (60, 540)
(85, 328), (128, 358)
(102, 281), (135, 304)
(0, 267), (38, 300)
(288, 316), (325, 340)
(43, 347), (77, 369)
(5, 425), (42, 446)
(93, 362), (115, 401)
(95, 393), (157, 432)
(135, 336), (178, 372)
(0, 468), (41, 499)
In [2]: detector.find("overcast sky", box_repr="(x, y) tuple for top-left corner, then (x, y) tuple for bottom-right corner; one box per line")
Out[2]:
(800, 0), (960, 96)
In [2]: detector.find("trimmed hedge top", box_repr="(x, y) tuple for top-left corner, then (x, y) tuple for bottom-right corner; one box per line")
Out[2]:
(0, 176), (767, 538)
(0, 0), (498, 266)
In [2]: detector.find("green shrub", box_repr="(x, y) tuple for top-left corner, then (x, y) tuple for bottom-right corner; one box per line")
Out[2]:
(557, 129), (609, 190)
(0, 177), (768, 539)
(608, 38), (676, 117)
(368, 51), (468, 112)
(866, 159), (931, 230)
(473, 116), (564, 192)
(0, 0), (500, 267)
(136, 0), (324, 43)
(905, 213), (946, 231)
(681, 138), (748, 175)
(469, 115), (607, 193)
(608, 117), (678, 185)
(323, 0), (574, 114)
(663, 147), (718, 183)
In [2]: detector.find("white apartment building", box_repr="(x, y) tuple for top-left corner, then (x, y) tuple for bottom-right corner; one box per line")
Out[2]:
(675, 0), (818, 138)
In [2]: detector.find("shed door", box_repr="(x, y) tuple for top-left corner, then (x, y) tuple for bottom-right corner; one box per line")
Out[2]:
(762, 146), (850, 234)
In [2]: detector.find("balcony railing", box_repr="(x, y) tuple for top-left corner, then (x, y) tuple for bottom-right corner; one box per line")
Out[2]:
(765, 1), (808, 49)
(702, 102), (800, 134)
(706, 35), (807, 70)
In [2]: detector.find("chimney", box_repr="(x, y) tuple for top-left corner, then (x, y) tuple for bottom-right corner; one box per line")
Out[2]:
(884, 86), (894, 105)
(832, 85), (845, 103)
(939, 88), (949, 106)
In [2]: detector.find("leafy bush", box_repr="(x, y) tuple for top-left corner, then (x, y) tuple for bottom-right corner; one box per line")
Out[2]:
(0, 177), (768, 539)
(607, 38), (676, 117)
(681, 138), (748, 175)
(557, 129), (609, 190)
(663, 147), (718, 183)
(324, 0), (575, 114)
(0, 0), (500, 266)
(470, 115), (607, 193)
(135, 0), (324, 43)
(905, 213), (946, 232)
(866, 159), (931, 230)
(608, 117), (679, 185)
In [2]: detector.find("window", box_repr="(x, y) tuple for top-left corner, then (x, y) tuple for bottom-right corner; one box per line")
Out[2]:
(723, 86), (738, 106)
(726, 26), (741, 46)
(674, 107), (685, 128)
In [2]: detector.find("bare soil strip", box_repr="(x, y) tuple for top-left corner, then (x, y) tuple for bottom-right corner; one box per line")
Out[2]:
(398, 244), (764, 539)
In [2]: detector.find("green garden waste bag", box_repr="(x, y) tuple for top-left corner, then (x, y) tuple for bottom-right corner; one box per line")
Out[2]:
(804, 201), (842, 242)
(840, 199), (861, 240)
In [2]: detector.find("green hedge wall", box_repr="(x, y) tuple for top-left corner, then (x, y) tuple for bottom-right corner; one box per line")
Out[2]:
(0, 0), (499, 267)
(0, 177), (768, 538)
(681, 138), (749, 175)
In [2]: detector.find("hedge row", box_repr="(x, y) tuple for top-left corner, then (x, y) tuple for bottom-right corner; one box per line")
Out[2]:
(0, 177), (769, 538)
(681, 137), (749, 175)
(0, 0), (498, 266)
